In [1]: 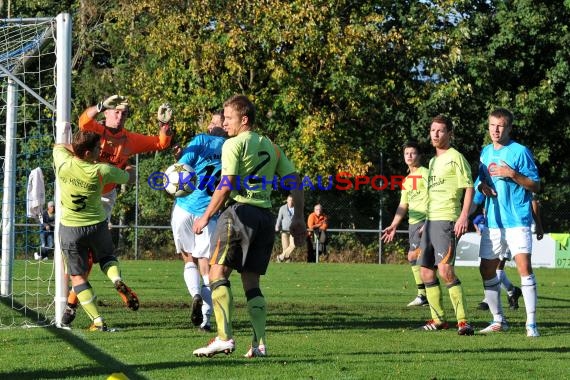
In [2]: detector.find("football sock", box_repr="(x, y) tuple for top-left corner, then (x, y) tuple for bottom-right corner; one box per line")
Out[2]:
(101, 259), (121, 283)
(75, 282), (100, 321)
(246, 288), (267, 347)
(483, 277), (503, 322)
(201, 275), (212, 324)
(211, 278), (233, 340)
(447, 279), (468, 323)
(183, 261), (200, 296)
(425, 280), (445, 323)
(67, 258), (94, 306)
(410, 263), (426, 297)
(497, 269), (514, 294)
(521, 273), (537, 325)
(67, 289), (78, 306)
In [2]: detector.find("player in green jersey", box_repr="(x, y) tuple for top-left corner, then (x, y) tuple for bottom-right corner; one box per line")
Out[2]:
(192, 95), (305, 358)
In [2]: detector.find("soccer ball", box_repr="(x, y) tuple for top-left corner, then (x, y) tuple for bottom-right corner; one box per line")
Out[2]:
(163, 163), (196, 197)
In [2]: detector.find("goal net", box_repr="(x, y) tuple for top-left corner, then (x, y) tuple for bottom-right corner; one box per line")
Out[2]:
(0, 14), (71, 328)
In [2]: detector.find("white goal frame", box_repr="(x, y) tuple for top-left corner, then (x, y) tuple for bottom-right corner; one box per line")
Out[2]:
(1, 13), (71, 327)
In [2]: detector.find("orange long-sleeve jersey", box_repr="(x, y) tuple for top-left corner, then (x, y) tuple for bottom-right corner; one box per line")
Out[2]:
(79, 111), (172, 193)
(307, 213), (328, 232)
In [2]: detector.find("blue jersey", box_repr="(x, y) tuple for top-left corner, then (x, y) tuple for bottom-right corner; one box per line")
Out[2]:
(478, 140), (539, 228)
(175, 133), (225, 215)
(473, 188), (485, 206)
(473, 214), (487, 233)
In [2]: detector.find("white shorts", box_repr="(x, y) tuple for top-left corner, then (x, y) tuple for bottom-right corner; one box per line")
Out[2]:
(479, 226), (532, 261)
(101, 188), (117, 221)
(171, 205), (214, 259)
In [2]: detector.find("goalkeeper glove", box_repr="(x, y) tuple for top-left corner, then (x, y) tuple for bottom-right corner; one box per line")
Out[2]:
(97, 95), (128, 112)
(157, 103), (173, 124)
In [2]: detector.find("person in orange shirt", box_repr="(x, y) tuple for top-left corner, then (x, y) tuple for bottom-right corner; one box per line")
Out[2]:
(78, 95), (173, 221)
(61, 95), (173, 327)
(307, 204), (328, 262)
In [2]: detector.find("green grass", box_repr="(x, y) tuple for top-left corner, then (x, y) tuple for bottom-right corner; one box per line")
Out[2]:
(2, 261), (570, 379)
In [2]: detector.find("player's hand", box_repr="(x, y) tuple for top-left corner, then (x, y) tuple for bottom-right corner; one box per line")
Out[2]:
(160, 123), (173, 136)
(157, 103), (173, 124)
(125, 165), (136, 184)
(490, 160), (515, 179)
(97, 95), (127, 112)
(536, 225), (544, 241)
(193, 215), (208, 235)
(381, 225), (396, 243)
(478, 182), (497, 197)
(454, 215), (469, 237)
(290, 217), (306, 247)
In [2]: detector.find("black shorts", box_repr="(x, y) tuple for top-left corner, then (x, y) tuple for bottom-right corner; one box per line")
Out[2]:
(59, 221), (115, 275)
(210, 203), (276, 275)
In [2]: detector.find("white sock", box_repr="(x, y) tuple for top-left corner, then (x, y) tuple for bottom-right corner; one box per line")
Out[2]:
(483, 277), (503, 323)
(183, 262), (200, 297)
(201, 274), (212, 326)
(497, 269), (514, 294)
(521, 273), (537, 325)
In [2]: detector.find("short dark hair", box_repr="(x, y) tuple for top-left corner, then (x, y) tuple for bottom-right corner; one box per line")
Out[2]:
(403, 140), (421, 154)
(72, 131), (100, 158)
(431, 114), (453, 132)
(223, 95), (256, 126)
(490, 108), (514, 128)
(213, 108), (224, 120)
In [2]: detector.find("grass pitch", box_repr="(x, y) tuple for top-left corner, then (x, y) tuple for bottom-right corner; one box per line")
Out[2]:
(1, 261), (570, 379)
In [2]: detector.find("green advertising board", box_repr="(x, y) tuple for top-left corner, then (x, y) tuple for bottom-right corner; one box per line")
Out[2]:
(551, 233), (570, 268)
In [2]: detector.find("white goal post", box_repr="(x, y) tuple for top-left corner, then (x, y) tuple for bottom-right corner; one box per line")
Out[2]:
(0, 13), (71, 327)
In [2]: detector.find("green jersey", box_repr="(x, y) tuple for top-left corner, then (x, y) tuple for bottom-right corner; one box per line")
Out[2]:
(221, 131), (295, 208)
(53, 146), (129, 226)
(426, 147), (472, 221)
(400, 166), (429, 225)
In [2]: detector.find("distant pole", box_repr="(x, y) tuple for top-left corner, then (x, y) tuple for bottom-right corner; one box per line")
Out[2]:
(135, 154), (139, 259)
(378, 152), (383, 264)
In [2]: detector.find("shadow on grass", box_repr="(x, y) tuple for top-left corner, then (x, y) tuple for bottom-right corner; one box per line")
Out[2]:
(539, 295), (570, 305)
(0, 297), (148, 380)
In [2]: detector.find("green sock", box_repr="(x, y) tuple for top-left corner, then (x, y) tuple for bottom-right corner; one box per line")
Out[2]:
(102, 261), (121, 283)
(247, 296), (267, 346)
(212, 282), (233, 340)
(425, 281), (445, 323)
(448, 280), (468, 323)
(77, 286), (100, 322)
(411, 264), (425, 296)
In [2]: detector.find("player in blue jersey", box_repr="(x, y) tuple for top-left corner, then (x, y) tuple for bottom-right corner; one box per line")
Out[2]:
(470, 189), (522, 311)
(476, 108), (541, 337)
(171, 113), (227, 332)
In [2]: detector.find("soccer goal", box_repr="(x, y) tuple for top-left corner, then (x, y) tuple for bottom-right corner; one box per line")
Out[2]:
(1, 13), (71, 328)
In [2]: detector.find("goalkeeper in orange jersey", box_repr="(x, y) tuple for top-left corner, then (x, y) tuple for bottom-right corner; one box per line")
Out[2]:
(61, 95), (173, 327)
(79, 95), (173, 220)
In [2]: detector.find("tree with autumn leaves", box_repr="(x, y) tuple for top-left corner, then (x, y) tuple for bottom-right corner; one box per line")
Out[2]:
(3, 0), (570, 256)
